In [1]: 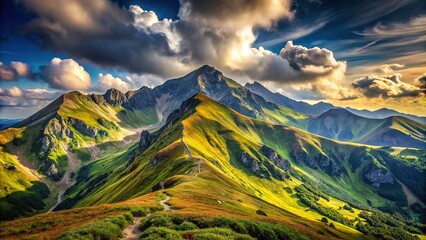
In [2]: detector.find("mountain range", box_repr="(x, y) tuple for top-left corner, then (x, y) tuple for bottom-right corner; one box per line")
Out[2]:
(0, 65), (425, 239)
(245, 81), (426, 124)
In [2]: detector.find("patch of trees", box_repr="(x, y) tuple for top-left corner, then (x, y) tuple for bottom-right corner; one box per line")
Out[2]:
(0, 182), (49, 220)
(295, 184), (352, 226)
(356, 211), (425, 240)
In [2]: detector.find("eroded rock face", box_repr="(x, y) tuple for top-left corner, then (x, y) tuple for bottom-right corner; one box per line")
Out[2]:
(314, 154), (342, 176)
(46, 163), (59, 176)
(71, 119), (106, 138)
(239, 152), (261, 173)
(291, 146), (316, 169)
(261, 145), (291, 171)
(103, 88), (128, 106)
(41, 136), (51, 151)
(139, 130), (151, 152)
(290, 144), (341, 176)
(364, 167), (394, 187)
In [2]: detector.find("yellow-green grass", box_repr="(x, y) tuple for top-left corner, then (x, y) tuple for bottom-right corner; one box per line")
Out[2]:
(0, 192), (160, 239)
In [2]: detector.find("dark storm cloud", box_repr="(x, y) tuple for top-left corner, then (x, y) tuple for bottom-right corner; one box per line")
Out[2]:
(19, 0), (183, 77)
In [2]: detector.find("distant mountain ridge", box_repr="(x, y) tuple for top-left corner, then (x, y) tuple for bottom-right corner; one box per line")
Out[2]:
(245, 81), (334, 115)
(0, 119), (22, 130)
(308, 108), (426, 149)
(245, 81), (426, 124)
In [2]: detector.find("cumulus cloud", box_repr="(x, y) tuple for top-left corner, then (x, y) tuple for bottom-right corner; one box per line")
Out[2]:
(352, 73), (423, 98)
(280, 41), (342, 74)
(97, 73), (130, 92)
(372, 63), (405, 73)
(0, 61), (32, 80)
(17, 0), (353, 100)
(178, 0), (293, 29)
(39, 58), (92, 91)
(0, 86), (61, 108)
(414, 74), (426, 89)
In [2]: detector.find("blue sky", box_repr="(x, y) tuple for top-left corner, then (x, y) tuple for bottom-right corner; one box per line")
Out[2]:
(1, 0), (425, 118)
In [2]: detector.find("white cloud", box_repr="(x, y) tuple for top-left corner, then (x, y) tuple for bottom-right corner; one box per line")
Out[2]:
(0, 86), (62, 108)
(372, 63), (405, 74)
(0, 86), (24, 97)
(39, 58), (92, 91)
(19, 0), (353, 100)
(0, 61), (32, 81)
(97, 73), (131, 93)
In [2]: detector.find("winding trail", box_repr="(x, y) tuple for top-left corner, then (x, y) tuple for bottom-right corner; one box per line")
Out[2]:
(120, 216), (145, 240)
(160, 195), (172, 211)
(120, 193), (172, 240)
(182, 136), (202, 177)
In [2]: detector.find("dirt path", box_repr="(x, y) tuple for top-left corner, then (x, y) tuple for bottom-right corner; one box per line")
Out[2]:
(160, 195), (172, 211)
(182, 136), (192, 158)
(120, 216), (145, 240)
(120, 193), (171, 239)
(182, 136), (203, 178)
(195, 159), (202, 178)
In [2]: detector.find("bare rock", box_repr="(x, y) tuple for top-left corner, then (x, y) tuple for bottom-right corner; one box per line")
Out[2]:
(364, 166), (394, 187)
(139, 130), (151, 152)
(261, 145), (291, 171)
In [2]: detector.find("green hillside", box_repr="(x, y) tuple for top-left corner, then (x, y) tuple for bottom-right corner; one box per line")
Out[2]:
(34, 93), (425, 239)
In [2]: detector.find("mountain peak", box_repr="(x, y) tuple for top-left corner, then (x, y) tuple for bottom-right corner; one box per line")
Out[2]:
(103, 88), (127, 106)
(192, 64), (223, 78)
(196, 64), (217, 72)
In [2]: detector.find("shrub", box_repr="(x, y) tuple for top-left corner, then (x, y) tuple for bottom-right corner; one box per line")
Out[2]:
(321, 217), (328, 223)
(57, 213), (133, 240)
(329, 222), (336, 228)
(176, 221), (199, 231)
(140, 215), (176, 231)
(138, 215), (310, 240)
(130, 206), (149, 217)
(140, 227), (181, 240)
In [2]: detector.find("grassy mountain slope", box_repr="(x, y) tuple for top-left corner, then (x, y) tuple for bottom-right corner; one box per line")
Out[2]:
(308, 109), (426, 149)
(42, 94), (425, 239)
(0, 90), (160, 220)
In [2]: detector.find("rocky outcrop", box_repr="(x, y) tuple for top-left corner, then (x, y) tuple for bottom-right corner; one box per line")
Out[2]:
(290, 144), (341, 176)
(103, 88), (128, 106)
(40, 135), (51, 151)
(46, 163), (59, 176)
(238, 151), (273, 179)
(364, 166), (394, 187)
(260, 145), (291, 171)
(240, 152), (260, 173)
(314, 154), (342, 176)
(122, 86), (156, 110)
(139, 130), (151, 152)
(44, 116), (73, 140)
(71, 119), (106, 138)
